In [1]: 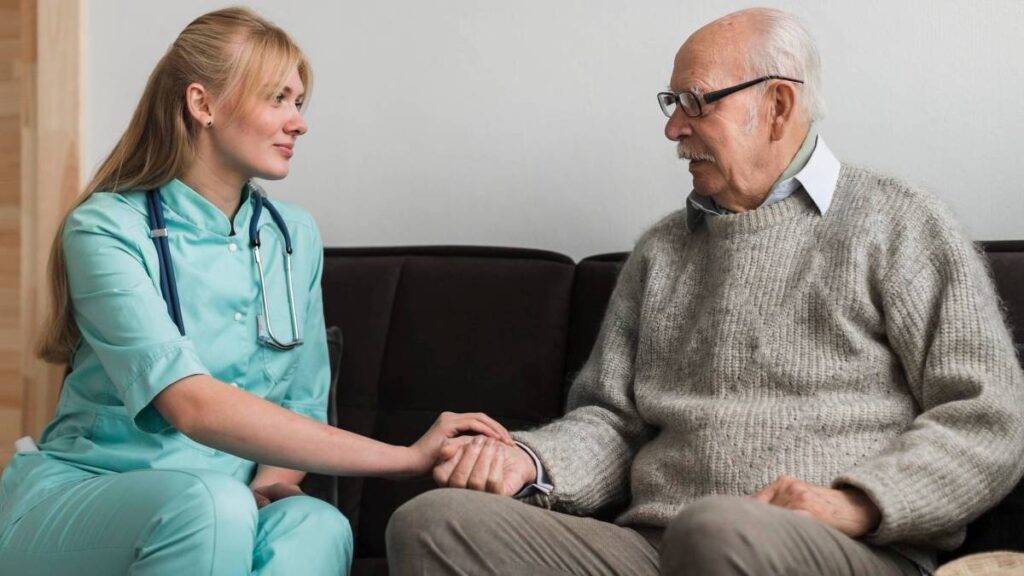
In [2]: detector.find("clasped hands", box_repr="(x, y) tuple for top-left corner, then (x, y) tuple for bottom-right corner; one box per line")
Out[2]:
(431, 435), (881, 539)
(248, 411), (516, 508)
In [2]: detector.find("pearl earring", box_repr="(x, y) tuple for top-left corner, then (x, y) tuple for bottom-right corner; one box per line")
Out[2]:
(205, 119), (213, 128)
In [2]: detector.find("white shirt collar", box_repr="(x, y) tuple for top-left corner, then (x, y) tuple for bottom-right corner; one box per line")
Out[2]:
(789, 135), (841, 215)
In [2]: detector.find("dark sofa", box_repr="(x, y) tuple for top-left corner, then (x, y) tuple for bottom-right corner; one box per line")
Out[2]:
(301, 241), (1024, 576)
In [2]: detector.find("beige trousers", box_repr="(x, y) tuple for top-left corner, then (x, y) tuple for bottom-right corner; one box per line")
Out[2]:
(386, 489), (921, 576)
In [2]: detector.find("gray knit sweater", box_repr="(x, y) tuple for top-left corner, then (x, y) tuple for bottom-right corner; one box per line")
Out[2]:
(515, 165), (1024, 566)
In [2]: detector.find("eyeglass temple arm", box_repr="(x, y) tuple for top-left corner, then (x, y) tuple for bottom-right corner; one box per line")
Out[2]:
(702, 75), (804, 105)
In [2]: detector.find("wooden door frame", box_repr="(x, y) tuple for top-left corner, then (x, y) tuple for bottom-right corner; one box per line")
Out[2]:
(20, 0), (81, 442)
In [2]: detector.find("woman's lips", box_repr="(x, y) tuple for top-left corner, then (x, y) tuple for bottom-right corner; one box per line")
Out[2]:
(274, 144), (293, 158)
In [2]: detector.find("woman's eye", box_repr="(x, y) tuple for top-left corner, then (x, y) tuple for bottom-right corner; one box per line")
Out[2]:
(274, 93), (285, 104)
(295, 100), (304, 111)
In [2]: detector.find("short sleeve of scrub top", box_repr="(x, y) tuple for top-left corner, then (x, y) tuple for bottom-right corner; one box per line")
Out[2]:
(63, 197), (210, 433)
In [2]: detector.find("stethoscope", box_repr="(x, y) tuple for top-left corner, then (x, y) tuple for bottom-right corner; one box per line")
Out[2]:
(145, 182), (303, 351)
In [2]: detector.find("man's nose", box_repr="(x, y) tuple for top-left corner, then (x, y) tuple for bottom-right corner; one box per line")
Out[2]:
(664, 108), (692, 141)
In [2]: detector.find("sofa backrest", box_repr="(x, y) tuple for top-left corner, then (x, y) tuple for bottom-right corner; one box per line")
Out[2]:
(315, 241), (1024, 564)
(948, 241), (1024, 560)
(319, 246), (576, 559)
(982, 241), (1024, 363)
(565, 253), (631, 394)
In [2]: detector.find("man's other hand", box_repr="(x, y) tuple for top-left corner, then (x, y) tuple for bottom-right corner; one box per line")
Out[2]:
(432, 435), (537, 496)
(751, 475), (881, 538)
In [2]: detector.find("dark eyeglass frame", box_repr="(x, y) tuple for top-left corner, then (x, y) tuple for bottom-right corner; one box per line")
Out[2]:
(657, 75), (804, 118)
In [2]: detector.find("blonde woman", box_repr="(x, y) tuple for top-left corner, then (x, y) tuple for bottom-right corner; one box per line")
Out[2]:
(0, 8), (511, 575)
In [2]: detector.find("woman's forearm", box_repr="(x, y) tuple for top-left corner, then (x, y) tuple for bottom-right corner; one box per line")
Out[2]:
(154, 374), (426, 478)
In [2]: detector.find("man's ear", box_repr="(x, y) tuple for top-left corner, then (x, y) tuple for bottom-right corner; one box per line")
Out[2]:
(185, 82), (214, 126)
(769, 81), (798, 141)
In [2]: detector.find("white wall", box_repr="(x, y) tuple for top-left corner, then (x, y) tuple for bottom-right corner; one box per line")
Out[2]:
(85, 0), (1024, 259)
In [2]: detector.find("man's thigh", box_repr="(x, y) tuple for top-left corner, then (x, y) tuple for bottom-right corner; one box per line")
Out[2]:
(662, 495), (921, 576)
(386, 488), (659, 576)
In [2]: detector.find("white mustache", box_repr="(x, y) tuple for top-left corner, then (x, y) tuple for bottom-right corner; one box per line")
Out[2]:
(677, 145), (716, 163)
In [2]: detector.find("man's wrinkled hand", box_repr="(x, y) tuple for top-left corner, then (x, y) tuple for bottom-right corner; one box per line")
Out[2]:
(251, 482), (305, 509)
(751, 475), (881, 538)
(432, 435), (537, 497)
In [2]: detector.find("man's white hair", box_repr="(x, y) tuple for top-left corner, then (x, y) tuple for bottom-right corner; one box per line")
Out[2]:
(739, 8), (826, 123)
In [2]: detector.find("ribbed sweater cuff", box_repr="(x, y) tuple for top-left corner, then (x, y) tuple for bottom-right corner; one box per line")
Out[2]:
(832, 468), (914, 544)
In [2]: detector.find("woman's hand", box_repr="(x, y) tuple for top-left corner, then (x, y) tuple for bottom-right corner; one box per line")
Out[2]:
(407, 412), (514, 476)
(251, 482), (305, 509)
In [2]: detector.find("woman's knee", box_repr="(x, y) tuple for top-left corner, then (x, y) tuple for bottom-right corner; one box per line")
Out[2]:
(267, 495), (352, 546)
(166, 469), (259, 533)
(254, 496), (353, 574)
(128, 470), (257, 575)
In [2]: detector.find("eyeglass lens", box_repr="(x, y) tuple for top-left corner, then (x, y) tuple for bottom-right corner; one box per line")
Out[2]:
(658, 92), (700, 118)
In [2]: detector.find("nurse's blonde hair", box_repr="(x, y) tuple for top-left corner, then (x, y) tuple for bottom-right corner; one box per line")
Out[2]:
(38, 6), (313, 364)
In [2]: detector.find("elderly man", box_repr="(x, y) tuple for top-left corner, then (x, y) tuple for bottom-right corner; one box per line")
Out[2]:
(386, 8), (1024, 576)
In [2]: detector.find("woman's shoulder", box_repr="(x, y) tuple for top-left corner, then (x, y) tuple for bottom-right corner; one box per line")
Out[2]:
(65, 191), (150, 239)
(262, 195), (321, 246)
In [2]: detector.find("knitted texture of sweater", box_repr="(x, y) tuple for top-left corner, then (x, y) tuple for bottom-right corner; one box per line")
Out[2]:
(515, 165), (1024, 564)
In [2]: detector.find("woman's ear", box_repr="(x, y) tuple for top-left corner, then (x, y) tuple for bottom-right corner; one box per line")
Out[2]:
(185, 82), (214, 127)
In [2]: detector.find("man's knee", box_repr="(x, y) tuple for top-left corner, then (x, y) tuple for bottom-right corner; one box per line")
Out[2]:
(662, 495), (768, 573)
(387, 488), (479, 550)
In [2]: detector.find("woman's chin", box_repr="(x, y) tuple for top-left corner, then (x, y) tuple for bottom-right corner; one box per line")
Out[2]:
(252, 167), (290, 181)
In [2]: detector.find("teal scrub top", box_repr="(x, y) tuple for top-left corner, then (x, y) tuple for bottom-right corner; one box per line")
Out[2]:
(1, 179), (330, 528)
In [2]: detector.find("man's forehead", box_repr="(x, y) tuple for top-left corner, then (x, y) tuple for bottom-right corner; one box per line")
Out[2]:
(670, 35), (744, 91)
(670, 52), (724, 91)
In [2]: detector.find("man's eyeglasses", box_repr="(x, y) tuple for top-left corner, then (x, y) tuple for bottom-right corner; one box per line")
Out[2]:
(657, 75), (804, 118)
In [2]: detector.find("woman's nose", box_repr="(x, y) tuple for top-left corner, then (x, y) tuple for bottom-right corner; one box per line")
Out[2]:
(288, 109), (307, 136)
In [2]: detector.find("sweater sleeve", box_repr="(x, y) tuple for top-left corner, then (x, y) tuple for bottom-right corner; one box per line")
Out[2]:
(514, 241), (655, 516)
(833, 200), (1024, 547)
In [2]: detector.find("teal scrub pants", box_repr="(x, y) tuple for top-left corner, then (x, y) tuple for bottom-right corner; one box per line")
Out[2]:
(0, 468), (353, 575)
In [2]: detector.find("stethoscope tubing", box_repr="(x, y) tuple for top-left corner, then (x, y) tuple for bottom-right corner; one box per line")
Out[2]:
(145, 185), (302, 349)
(146, 189), (186, 335)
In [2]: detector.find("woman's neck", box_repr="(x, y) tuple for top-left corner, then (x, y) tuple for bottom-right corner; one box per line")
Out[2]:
(179, 159), (247, 220)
